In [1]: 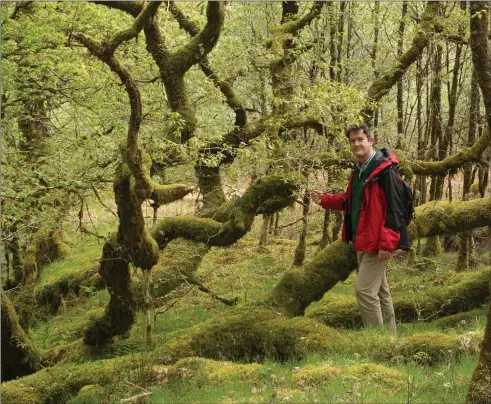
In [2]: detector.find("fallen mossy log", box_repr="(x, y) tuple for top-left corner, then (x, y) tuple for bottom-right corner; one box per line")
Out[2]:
(408, 197), (491, 241)
(307, 267), (491, 328)
(164, 308), (349, 362)
(1, 293), (41, 382)
(34, 266), (103, 315)
(271, 197), (491, 317)
(1, 355), (138, 404)
(435, 308), (487, 329)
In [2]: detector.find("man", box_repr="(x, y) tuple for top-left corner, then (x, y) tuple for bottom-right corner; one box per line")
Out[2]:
(310, 123), (409, 334)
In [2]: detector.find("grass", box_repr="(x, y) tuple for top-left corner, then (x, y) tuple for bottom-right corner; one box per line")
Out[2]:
(146, 351), (479, 404)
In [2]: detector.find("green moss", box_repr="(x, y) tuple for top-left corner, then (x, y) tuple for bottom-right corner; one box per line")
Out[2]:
(1, 355), (136, 404)
(343, 363), (406, 388)
(83, 241), (136, 346)
(467, 300), (491, 403)
(409, 197), (491, 240)
(306, 293), (361, 328)
(292, 363), (340, 387)
(422, 236), (442, 257)
(169, 357), (262, 385)
(133, 239), (210, 302)
(67, 384), (103, 404)
(402, 332), (460, 363)
(151, 183), (192, 207)
(35, 265), (103, 315)
(164, 308), (348, 362)
(435, 308), (486, 328)
(151, 173), (300, 250)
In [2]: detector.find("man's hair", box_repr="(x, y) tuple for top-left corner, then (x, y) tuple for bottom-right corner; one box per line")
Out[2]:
(345, 123), (373, 139)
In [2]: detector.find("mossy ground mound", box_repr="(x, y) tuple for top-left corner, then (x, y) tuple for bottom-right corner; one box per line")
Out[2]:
(164, 308), (348, 362)
(342, 363), (407, 388)
(292, 363), (340, 387)
(167, 357), (263, 385)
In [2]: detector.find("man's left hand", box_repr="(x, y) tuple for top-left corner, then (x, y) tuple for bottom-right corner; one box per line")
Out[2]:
(378, 250), (392, 262)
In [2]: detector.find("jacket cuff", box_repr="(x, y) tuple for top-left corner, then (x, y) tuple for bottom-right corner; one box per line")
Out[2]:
(379, 227), (400, 252)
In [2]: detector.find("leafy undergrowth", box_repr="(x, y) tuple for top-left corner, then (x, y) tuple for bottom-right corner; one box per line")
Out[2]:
(7, 208), (488, 403)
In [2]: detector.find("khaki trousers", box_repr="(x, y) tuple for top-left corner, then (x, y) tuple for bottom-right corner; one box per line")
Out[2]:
(355, 251), (396, 334)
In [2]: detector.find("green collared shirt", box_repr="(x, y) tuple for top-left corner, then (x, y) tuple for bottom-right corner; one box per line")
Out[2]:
(351, 151), (376, 240)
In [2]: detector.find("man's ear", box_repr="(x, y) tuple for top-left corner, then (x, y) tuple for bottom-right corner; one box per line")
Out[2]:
(368, 137), (375, 146)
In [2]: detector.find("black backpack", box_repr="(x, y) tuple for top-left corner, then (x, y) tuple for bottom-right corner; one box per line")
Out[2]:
(394, 167), (415, 226)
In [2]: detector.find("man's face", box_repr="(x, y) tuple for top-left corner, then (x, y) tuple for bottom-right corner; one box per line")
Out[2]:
(349, 130), (374, 163)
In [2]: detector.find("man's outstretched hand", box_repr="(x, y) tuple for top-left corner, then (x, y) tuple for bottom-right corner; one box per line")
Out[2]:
(309, 190), (324, 205)
(378, 249), (392, 262)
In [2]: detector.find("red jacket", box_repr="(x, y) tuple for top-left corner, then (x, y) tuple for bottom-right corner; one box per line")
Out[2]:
(320, 150), (409, 253)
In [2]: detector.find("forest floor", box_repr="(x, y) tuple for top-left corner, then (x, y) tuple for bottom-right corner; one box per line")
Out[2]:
(4, 195), (491, 404)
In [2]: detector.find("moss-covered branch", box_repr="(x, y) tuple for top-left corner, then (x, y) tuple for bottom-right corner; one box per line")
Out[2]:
(170, 2), (225, 74)
(401, 133), (491, 176)
(408, 197), (491, 240)
(1, 293), (40, 381)
(104, 1), (161, 53)
(364, 2), (442, 121)
(151, 173), (301, 249)
(169, 2), (246, 128)
(150, 184), (193, 208)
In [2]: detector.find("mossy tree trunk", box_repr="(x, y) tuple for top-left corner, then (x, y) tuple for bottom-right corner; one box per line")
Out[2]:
(293, 190), (310, 266)
(1, 293), (40, 382)
(458, 69), (480, 270)
(396, 1), (408, 140)
(467, 3), (491, 402)
(72, 3), (164, 345)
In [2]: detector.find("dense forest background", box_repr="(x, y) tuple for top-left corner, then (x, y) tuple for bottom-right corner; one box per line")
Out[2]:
(1, 1), (491, 403)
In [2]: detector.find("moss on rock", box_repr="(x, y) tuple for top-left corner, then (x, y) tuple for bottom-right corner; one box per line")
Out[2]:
(67, 384), (104, 404)
(306, 293), (361, 328)
(435, 308), (486, 328)
(401, 332), (461, 364)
